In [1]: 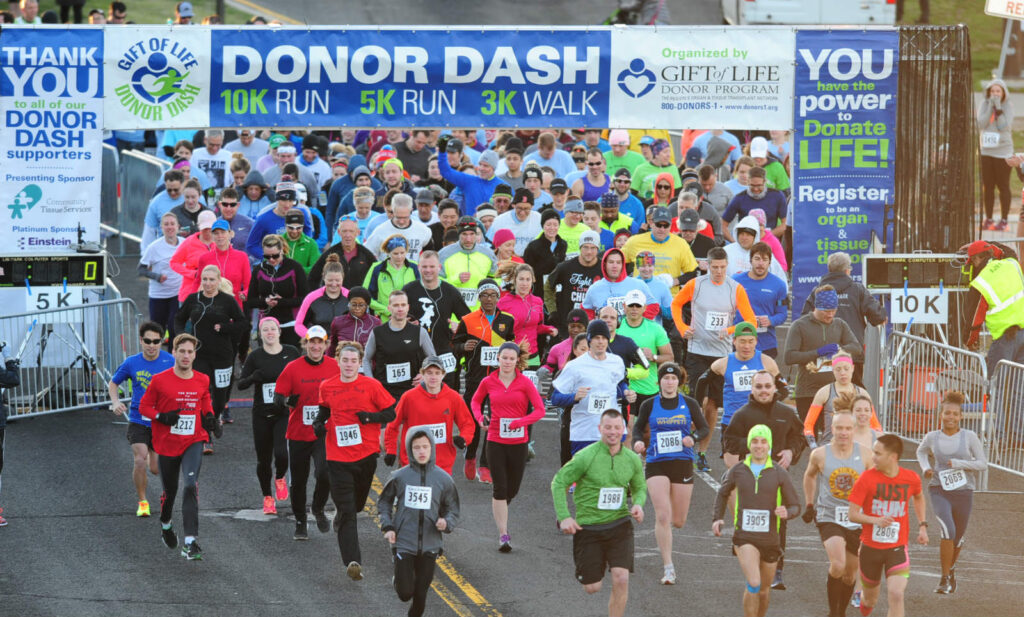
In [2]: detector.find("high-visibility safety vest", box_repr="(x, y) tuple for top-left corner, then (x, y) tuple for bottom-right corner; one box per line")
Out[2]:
(970, 258), (1024, 340)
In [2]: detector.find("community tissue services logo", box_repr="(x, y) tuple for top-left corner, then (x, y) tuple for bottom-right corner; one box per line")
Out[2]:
(616, 59), (656, 98)
(113, 38), (202, 121)
(7, 184), (42, 219)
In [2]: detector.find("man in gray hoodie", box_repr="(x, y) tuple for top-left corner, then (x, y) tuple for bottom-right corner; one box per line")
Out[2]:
(379, 429), (460, 617)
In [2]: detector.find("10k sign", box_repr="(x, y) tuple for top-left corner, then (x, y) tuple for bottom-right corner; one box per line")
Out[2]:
(889, 289), (947, 325)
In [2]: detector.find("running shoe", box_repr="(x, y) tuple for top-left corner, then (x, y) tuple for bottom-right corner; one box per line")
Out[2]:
(464, 459), (477, 481)
(568, 483), (576, 495)
(0, 508), (8, 527)
(499, 534), (512, 553)
(312, 509), (330, 533)
(137, 500), (151, 518)
(982, 218), (995, 230)
(660, 565), (676, 585)
(221, 409), (234, 424)
(948, 568), (956, 593)
(161, 525), (178, 549)
(696, 452), (711, 473)
(294, 521), (308, 541)
(527, 441), (536, 462)
(934, 575), (950, 594)
(275, 478), (289, 501)
(263, 495), (277, 515)
(996, 219), (1010, 231)
(346, 561), (363, 581)
(182, 540), (202, 560)
(477, 467), (493, 484)
(203, 443), (214, 455)
(851, 590), (862, 608)
(771, 570), (785, 590)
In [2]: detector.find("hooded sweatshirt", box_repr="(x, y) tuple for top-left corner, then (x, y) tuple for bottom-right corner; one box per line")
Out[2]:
(497, 291), (554, 359)
(326, 156), (384, 229)
(800, 272), (886, 345)
(239, 169), (272, 219)
(581, 248), (658, 319)
(978, 79), (1015, 158)
(378, 430), (461, 556)
(724, 215), (788, 285)
(385, 382), (476, 474)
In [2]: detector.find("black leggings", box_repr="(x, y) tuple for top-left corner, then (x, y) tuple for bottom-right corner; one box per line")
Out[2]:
(981, 154), (1012, 220)
(193, 355), (233, 421)
(486, 441), (528, 502)
(252, 412), (288, 496)
(559, 407), (572, 466)
(327, 455), (377, 564)
(463, 386), (488, 467)
(394, 551), (437, 617)
(289, 438), (330, 523)
(148, 297), (179, 347)
(59, 3), (84, 24)
(159, 442), (204, 536)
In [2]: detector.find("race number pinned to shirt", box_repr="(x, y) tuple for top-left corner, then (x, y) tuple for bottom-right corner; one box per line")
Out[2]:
(386, 362), (411, 384)
(704, 311), (729, 331)
(588, 394), (613, 414)
(404, 485), (432, 510)
(741, 509), (770, 533)
(499, 417), (525, 439)
(607, 296), (626, 314)
(523, 370), (540, 391)
(460, 288), (478, 306)
(423, 423), (447, 443)
(597, 487), (624, 510)
(480, 346), (499, 367)
(262, 382), (276, 404)
(657, 430), (684, 453)
(214, 367), (232, 388)
(938, 468), (967, 491)
(732, 370), (756, 391)
(834, 506), (858, 529)
(982, 131), (1001, 149)
(335, 424), (362, 447)
(440, 353), (458, 374)
(170, 414), (196, 436)
(302, 405), (318, 425)
(872, 522), (900, 544)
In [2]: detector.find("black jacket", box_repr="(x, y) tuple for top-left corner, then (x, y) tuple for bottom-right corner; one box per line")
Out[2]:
(523, 235), (568, 297)
(801, 272), (885, 345)
(307, 242), (377, 290)
(723, 396), (807, 464)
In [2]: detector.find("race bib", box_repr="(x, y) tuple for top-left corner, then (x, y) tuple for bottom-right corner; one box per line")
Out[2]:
(732, 370), (756, 391)
(982, 131), (1001, 148)
(440, 352), (457, 374)
(335, 424), (362, 447)
(835, 506), (857, 529)
(170, 414), (196, 436)
(523, 370), (540, 391)
(756, 325), (768, 333)
(480, 346), (499, 367)
(262, 382), (276, 405)
(301, 405), (318, 426)
(872, 522), (900, 544)
(741, 509), (770, 533)
(499, 417), (525, 439)
(587, 394), (613, 414)
(704, 311), (729, 330)
(597, 487), (624, 510)
(404, 485), (432, 510)
(214, 367), (232, 388)
(657, 430), (684, 453)
(607, 296), (626, 314)
(423, 422), (447, 443)
(386, 362), (411, 384)
(938, 468), (967, 491)
(460, 288), (478, 305)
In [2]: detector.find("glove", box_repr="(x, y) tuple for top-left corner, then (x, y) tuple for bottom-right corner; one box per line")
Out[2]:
(249, 369), (265, 382)
(312, 421), (327, 439)
(453, 435), (466, 450)
(816, 343), (840, 357)
(384, 453), (396, 466)
(286, 394), (300, 407)
(437, 134), (451, 151)
(507, 418), (526, 431)
(5, 358), (20, 371)
(155, 410), (180, 426)
(802, 504), (816, 524)
(356, 411), (376, 424)
(202, 414), (223, 439)
(805, 434), (818, 449)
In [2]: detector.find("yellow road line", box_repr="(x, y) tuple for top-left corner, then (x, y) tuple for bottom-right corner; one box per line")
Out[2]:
(369, 476), (503, 617)
(227, 0), (303, 24)
(430, 579), (475, 617)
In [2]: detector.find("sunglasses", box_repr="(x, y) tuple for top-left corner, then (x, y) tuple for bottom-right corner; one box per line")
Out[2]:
(587, 161), (604, 167)
(614, 179), (630, 183)
(220, 201), (238, 207)
(264, 252), (282, 260)
(141, 337), (163, 345)
(654, 222), (671, 229)
(166, 188), (181, 195)
(656, 184), (671, 190)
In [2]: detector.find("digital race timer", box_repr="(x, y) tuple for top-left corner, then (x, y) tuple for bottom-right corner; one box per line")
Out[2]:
(0, 253), (107, 288)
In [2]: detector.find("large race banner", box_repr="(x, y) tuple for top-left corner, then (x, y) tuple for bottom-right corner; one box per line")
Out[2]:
(790, 30), (898, 314)
(0, 28), (104, 248)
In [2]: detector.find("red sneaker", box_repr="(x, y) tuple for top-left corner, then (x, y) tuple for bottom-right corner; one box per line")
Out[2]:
(275, 477), (289, 501)
(263, 495), (277, 515)
(464, 459), (477, 481)
(477, 467), (493, 484)
(0, 507), (7, 526)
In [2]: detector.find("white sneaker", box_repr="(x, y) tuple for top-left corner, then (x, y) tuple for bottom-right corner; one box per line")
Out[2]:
(661, 566), (676, 585)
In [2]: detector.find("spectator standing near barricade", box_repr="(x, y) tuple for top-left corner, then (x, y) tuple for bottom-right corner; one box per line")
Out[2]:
(977, 79), (1015, 231)
(801, 252), (886, 385)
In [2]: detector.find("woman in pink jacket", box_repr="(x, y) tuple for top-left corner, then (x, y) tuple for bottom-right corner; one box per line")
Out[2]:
(496, 263), (557, 367)
(470, 342), (546, 553)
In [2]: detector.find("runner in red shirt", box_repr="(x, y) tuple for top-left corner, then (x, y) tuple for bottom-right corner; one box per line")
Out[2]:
(314, 340), (396, 582)
(384, 356), (476, 475)
(274, 325), (340, 540)
(848, 433), (928, 617)
(139, 334), (220, 561)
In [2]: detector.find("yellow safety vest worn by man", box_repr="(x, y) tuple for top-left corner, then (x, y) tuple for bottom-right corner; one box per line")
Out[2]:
(963, 240), (1024, 374)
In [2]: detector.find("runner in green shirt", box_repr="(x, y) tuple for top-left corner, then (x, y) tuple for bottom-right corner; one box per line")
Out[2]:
(617, 289), (673, 414)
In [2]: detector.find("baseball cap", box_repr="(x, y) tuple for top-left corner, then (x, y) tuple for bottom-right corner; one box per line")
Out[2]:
(176, 1), (194, 17)
(421, 355), (446, 371)
(608, 129), (630, 146)
(734, 321), (758, 338)
(624, 289), (646, 307)
(750, 136), (769, 158)
(966, 240), (993, 257)
(211, 219), (230, 232)
(685, 147), (703, 169)
(579, 230), (600, 248)
(639, 136), (655, 146)
(564, 198), (584, 213)
(549, 178), (569, 194)
(415, 188), (435, 204)
(197, 210), (216, 230)
(445, 138), (464, 153)
(268, 134), (286, 149)
(613, 167), (631, 180)
(305, 325), (328, 340)
(651, 207), (671, 224)
(677, 209), (700, 231)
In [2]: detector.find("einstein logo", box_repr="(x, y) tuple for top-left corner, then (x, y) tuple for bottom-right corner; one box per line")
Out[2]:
(113, 38), (201, 121)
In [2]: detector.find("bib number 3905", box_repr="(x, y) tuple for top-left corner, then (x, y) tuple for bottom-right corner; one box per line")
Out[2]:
(741, 509), (770, 533)
(404, 485), (432, 510)
(597, 487), (624, 510)
(872, 522), (900, 544)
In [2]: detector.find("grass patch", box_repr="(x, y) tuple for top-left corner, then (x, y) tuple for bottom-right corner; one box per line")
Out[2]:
(36, 0), (253, 25)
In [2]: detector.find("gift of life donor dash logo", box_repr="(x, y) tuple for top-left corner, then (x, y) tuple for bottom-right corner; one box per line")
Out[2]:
(114, 38), (201, 121)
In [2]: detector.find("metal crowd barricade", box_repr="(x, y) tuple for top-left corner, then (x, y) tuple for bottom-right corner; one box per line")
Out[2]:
(110, 150), (170, 256)
(988, 360), (1024, 479)
(879, 330), (990, 488)
(0, 298), (141, 419)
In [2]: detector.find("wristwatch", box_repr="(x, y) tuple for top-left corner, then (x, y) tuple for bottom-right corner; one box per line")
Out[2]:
(918, 522), (928, 528)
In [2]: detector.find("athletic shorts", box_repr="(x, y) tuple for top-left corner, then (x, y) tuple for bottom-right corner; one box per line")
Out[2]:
(817, 522), (861, 554)
(572, 520), (634, 585)
(644, 459), (694, 484)
(731, 536), (782, 564)
(859, 544), (910, 584)
(126, 422), (153, 449)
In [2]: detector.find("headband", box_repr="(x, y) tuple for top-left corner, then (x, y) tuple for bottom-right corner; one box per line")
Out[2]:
(477, 282), (501, 295)
(385, 236), (408, 252)
(258, 316), (280, 329)
(498, 341), (520, 356)
(815, 289), (839, 310)
(277, 145), (296, 154)
(173, 159), (191, 170)
(832, 355), (854, 366)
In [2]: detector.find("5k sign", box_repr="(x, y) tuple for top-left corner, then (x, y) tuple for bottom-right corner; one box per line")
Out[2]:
(790, 30), (899, 315)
